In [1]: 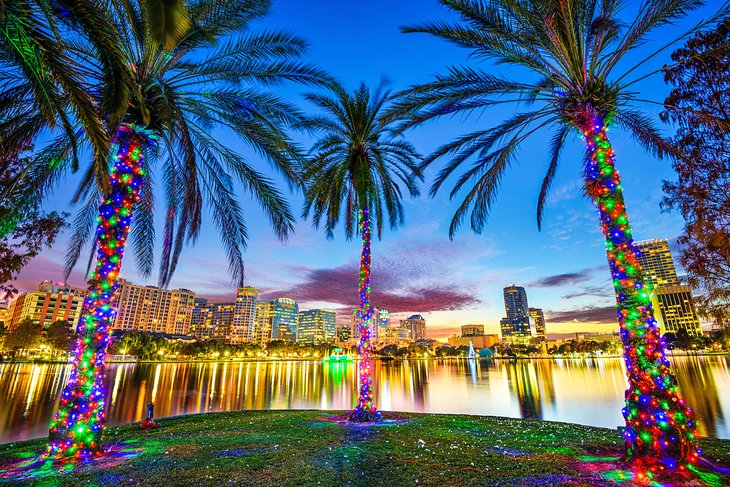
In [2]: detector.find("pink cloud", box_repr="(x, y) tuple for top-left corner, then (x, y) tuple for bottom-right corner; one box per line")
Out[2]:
(10, 256), (87, 293)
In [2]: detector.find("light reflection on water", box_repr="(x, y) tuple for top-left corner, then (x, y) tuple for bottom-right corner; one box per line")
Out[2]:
(0, 355), (728, 443)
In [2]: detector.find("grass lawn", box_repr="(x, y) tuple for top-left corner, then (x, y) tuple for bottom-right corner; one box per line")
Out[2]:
(1, 410), (729, 486)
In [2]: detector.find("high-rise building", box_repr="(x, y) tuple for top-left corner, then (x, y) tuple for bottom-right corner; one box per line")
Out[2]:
(6, 281), (86, 330)
(528, 308), (547, 342)
(36, 281), (86, 298)
(350, 308), (357, 339)
(297, 309), (336, 344)
(271, 298), (298, 341)
(114, 280), (195, 335)
(655, 285), (703, 337)
(351, 307), (386, 342)
(231, 286), (259, 344)
(635, 239), (703, 337)
(402, 314), (426, 341)
(336, 325), (352, 344)
(0, 299), (9, 327)
(500, 285), (532, 341)
(461, 324), (485, 337)
(634, 239), (680, 288)
(191, 298), (210, 338)
(253, 298), (298, 344)
(376, 308), (390, 343)
(254, 301), (274, 345)
(190, 299), (235, 342)
(385, 326), (412, 345)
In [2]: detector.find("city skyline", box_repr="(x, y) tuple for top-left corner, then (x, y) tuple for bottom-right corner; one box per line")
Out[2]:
(7, 0), (713, 340)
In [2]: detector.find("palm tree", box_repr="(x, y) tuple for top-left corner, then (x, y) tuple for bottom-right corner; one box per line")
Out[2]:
(301, 83), (422, 422)
(1, 0), (190, 226)
(396, 0), (728, 475)
(0, 0), (130, 189)
(45, 0), (330, 458)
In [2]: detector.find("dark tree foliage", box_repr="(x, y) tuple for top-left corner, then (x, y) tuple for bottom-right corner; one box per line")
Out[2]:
(661, 19), (730, 330)
(3, 317), (41, 352)
(44, 320), (74, 354)
(0, 157), (67, 299)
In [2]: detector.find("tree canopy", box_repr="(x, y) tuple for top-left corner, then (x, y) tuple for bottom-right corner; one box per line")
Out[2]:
(661, 18), (730, 330)
(301, 82), (422, 240)
(3, 318), (41, 351)
(395, 0), (728, 236)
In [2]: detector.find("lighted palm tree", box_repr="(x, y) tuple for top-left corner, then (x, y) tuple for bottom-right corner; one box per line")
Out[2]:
(396, 0), (728, 475)
(45, 0), (329, 457)
(301, 83), (422, 422)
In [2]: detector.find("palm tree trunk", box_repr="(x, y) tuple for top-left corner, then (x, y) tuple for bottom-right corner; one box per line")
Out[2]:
(349, 208), (381, 422)
(49, 124), (149, 458)
(582, 116), (699, 473)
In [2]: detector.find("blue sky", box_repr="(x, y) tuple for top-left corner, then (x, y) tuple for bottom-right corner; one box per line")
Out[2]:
(14, 0), (716, 339)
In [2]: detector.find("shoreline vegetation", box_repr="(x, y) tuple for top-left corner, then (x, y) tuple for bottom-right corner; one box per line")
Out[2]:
(1, 410), (728, 486)
(1, 351), (728, 365)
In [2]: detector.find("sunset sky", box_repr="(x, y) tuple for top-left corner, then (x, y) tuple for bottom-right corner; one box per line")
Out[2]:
(13, 0), (714, 340)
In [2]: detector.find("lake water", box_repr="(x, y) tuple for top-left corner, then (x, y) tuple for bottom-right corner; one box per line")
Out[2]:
(0, 355), (728, 444)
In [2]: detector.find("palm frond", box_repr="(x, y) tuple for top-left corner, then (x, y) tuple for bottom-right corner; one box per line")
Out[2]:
(399, 0), (718, 236)
(536, 125), (570, 231)
(302, 82), (421, 240)
(143, 0), (191, 49)
(64, 192), (100, 281)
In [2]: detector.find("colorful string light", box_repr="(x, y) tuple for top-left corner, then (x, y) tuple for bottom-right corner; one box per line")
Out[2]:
(49, 124), (153, 458)
(349, 208), (381, 422)
(582, 112), (699, 475)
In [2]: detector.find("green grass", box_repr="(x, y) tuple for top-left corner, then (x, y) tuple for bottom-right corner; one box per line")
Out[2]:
(1, 411), (728, 486)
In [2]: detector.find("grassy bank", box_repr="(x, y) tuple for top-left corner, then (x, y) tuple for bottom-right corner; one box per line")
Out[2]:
(1, 410), (729, 486)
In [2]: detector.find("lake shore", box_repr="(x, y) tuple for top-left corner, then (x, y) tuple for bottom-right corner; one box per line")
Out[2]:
(0, 410), (728, 486)
(2, 350), (727, 365)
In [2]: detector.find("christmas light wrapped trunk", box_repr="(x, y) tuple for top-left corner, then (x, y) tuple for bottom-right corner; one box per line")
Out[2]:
(348, 208), (381, 422)
(49, 124), (150, 458)
(581, 113), (699, 475)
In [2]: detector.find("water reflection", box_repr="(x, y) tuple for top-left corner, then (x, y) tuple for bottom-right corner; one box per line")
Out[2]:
(504, 361), (556, 419)
(671, 355), (726, 437)
(0, 356), (729, 444)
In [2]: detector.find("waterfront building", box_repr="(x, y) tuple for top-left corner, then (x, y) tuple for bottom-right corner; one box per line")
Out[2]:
(655, 285), (703, 337)
(6, 281), (86, 330)
(190, 299), (235, 342)
(231, 286), (259, 344)
(635, 239), (680, 288)
(500, 285), (532, 342)
(579, 332), (621, 342)
(190, 298), (211, 339)
(635, 239), (702, 336)
(336, 325), (352, 344)
(528, 308), (546, 342)
(271, 298), (298, 341)
(448, 334), (499, 349)
(114, 280), (195, 335)
(377, 308), (390, 343)
(402, 314), (426, 341)
(385, 326), (412, 345)
(297, 309), (336, 344)
(349, 308), (356, 341)
(0, 299), (10, 326)
(351, 307), (388, 343)
(461, 324), (485, 337)
(254, 301), (274, 345)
